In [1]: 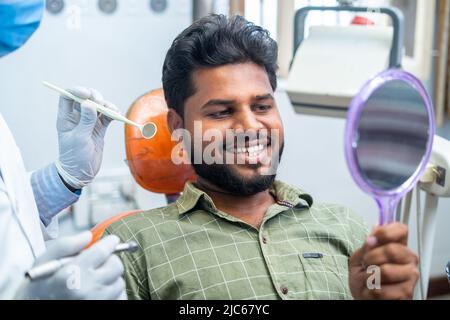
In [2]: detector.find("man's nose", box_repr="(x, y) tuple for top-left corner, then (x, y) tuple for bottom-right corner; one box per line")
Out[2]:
(233, 108), (264, 131)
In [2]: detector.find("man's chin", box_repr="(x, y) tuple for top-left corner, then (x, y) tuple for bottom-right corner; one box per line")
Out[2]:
(232, 163), (271, 178)
(190, 142), (283, 195)
(192, 163), (276, 196)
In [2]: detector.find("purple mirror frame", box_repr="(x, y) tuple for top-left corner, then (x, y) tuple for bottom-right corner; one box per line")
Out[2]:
(344, 69), (435, 225)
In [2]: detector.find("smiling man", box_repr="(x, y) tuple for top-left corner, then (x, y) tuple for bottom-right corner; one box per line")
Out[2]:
(105, 14), (419, 300)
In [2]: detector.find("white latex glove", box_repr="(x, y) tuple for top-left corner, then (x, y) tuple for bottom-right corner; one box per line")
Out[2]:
(15, 232), (127, 300)
(55, 87), (118, 189)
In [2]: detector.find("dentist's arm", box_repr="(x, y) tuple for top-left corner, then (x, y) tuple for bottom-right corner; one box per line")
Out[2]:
(31, 87), (117, 226)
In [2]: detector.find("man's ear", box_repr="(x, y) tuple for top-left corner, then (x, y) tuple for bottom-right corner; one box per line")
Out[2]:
(167, 108), (183, 134)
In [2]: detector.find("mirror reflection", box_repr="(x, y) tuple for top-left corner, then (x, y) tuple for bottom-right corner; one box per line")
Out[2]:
(355, 80), (430, 191)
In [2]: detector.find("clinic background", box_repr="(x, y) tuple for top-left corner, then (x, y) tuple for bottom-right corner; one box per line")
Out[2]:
(0, 0), (449, 296)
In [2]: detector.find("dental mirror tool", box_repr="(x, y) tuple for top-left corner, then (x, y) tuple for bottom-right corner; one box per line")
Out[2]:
(43, 81), (157, 139)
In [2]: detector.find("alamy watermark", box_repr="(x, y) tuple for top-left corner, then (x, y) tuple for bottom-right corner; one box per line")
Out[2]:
(366, 265), (381, 290)
(170, 121), (281, 175)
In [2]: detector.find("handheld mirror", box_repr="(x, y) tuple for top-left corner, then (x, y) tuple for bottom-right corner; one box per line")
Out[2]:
(344, 69), (435, 225)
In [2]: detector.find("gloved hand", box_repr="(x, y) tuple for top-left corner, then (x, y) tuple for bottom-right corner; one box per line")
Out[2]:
(15, 231), (127, 300)
(55, 87), (118, 189)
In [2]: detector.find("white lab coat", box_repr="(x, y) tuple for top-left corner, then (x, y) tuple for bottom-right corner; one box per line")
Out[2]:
(0, 113), (48, 299)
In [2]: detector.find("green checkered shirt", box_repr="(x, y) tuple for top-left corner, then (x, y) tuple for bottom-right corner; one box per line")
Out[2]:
(105, 181), (368, 300)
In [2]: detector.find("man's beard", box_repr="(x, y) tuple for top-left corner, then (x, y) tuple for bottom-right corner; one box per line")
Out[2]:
(191, 143), (284, 196)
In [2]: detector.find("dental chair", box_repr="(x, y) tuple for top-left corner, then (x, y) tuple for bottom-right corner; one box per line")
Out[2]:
(88, 89), (196, 246)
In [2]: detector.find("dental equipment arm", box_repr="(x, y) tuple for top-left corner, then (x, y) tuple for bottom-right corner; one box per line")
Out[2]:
(402, 135), (450, 299)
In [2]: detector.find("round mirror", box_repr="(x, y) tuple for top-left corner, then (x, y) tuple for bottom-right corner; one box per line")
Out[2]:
(345, 69), (435, 224)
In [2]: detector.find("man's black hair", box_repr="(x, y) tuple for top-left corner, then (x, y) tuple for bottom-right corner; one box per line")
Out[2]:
(162, 14), (278, 116)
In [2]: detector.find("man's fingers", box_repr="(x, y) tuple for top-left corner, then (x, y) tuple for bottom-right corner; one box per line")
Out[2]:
(378, 263), (419, 284)
(371, 222), (408, 246)
(349, 236), (378, 268)
(76, 235), (120, 269)
(359, 278), (418, 300)
(362, 243), (418, 267)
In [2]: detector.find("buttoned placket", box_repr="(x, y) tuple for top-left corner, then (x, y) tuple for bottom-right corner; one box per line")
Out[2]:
(257, 201), (297, 299)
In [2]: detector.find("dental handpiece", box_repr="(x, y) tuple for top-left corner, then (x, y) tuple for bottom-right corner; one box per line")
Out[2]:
(25, 241), (139, 281)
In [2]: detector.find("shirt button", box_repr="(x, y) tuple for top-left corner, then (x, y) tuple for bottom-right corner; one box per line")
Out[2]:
(281, 286), (289, 295)
(262, 236), (267, 244)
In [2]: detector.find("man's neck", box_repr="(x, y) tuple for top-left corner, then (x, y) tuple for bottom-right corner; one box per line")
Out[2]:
(195, 178), (276, 229)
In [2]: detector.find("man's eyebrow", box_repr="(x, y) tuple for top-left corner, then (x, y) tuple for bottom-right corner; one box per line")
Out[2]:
(201, 99), (235, 109)
(253, 94), (274, 101)
(200, 94), (274, 109)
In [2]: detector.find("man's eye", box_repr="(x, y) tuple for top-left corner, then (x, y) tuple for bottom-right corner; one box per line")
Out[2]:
(254, 104), (272, 112)
(208, 110), (232, 118)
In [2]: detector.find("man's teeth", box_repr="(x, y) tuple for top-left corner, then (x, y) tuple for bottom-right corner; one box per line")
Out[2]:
(232, 144), (265, 154)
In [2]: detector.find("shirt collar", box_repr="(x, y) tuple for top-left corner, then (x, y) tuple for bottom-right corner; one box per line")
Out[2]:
(176, 181), (313, 216)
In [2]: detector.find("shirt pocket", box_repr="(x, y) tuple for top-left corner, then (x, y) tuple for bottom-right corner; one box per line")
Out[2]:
(297, 252), (351, 299)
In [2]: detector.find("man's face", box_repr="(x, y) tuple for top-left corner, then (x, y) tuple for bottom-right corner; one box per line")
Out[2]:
(175, 62), (284, 195)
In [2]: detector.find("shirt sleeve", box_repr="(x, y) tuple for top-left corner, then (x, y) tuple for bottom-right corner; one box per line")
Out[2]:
(30, 163), (80, 227)
(346, 208), (370, 255)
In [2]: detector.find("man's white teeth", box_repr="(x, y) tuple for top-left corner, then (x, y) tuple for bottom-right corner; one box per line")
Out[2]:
(233, 144), (265, 154)
(248, 144), (264, 153)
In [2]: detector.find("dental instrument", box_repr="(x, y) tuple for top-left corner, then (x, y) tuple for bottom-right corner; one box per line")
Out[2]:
(25, 241), (139, 281)
(43, 81), (157, 139)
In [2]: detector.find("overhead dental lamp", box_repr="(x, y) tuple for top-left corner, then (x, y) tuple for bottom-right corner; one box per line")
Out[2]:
(287, 1), (404, 118)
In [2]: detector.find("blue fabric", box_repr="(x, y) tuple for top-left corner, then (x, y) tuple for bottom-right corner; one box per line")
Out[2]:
(31, 163), (80, 226)
(0, 0), (44, 57)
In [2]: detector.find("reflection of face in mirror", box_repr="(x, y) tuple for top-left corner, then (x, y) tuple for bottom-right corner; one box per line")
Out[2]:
(355, 80), (430, 191)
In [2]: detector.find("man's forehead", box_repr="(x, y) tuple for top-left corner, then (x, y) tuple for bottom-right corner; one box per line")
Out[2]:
(190, 63), (274, 102)
(193, 62), (270, 82)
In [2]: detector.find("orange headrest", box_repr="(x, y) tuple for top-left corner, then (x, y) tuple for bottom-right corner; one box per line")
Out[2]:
(125, 88), (196, 194)
(87, 210), (143, 248)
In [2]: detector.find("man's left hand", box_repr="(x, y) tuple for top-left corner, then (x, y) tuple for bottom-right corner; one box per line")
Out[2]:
(349, 222), (419, 300)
